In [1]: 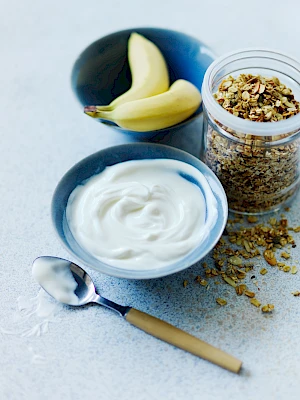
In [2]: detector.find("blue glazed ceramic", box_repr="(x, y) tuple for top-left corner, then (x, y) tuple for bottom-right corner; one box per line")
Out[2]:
(71, 27), (215, 140)
(52, 143), (227, 279)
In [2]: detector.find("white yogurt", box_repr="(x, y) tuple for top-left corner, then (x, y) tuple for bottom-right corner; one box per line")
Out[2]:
(32, 258), (79, 305)
(66, 159), (218, 270)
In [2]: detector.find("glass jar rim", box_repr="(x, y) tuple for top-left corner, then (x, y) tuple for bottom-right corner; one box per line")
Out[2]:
(202, 48), (300, 137)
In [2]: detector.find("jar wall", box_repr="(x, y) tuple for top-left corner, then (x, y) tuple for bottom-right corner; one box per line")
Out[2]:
(202, 109), (300, 214)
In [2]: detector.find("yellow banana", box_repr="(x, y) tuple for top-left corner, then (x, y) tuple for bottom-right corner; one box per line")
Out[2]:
(85, 79), (202, 132)
(95, 33), (169, 111)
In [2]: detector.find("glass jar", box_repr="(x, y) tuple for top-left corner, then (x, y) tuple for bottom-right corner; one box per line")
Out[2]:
(201, 49), (300, 214)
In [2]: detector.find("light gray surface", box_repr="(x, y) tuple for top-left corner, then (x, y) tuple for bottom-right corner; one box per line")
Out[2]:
(1, 0), (300, 399)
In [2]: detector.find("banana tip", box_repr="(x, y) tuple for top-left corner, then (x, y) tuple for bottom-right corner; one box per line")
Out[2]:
(84, 105), (97, 114)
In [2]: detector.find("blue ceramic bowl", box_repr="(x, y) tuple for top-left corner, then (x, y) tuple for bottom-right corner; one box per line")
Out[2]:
(71, 27), (215, 140)
(52, 144), (227, 279)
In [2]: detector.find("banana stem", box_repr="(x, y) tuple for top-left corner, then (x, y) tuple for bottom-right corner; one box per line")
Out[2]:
(84, 105), (113, 119)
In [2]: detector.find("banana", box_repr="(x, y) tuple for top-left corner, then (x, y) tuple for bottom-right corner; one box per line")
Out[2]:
(95, 32), (169, 111)
(84, 79), (202, 132)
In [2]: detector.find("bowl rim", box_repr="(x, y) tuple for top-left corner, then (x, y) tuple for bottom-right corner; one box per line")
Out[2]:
(51, 143), (228, 279)
(70, 26), (216, 135)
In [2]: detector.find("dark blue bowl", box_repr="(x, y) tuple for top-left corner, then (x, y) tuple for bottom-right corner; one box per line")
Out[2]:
(71, 27), (215, 140)
(52, 143), (227, 279)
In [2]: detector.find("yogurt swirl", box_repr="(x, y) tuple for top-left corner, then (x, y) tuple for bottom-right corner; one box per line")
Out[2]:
(66, 159), (218, 270)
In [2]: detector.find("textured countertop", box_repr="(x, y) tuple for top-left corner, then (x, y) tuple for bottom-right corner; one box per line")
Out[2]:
(1, 1), (300, 399)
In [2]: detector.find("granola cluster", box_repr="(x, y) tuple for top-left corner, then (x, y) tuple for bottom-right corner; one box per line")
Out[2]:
(204, 74), (300, 214)
(214, 74), (300, 121)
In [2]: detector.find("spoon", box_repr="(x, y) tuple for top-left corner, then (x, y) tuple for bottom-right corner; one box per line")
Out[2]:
(33, 256), (242, 373)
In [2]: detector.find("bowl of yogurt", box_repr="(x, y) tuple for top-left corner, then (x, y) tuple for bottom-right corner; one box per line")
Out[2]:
(52, 144), (227, 279)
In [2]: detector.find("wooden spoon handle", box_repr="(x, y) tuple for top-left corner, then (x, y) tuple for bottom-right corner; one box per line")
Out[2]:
(126, 308), (242, 373)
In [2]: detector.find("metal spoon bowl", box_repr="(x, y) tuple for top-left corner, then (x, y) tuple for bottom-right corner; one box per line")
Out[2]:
(70, 259), (130, 316)
(33, 256), (242, 373)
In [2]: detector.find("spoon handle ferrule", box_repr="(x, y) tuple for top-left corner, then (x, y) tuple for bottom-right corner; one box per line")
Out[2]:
(93, 295), (131, 317)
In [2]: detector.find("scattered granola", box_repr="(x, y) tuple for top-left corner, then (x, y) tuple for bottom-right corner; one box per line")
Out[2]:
(292, 291), (300, 296)
(291, 266), (298, 274)
(183, 280), (188, 288)
(223, 275), (237, 288)
(216, 298), (227, 306)
(195, 276), (208, 286)
(235, 284), (247, 296)
(264, 250), (277, 266)
(250, 298), (261, 307)
(261, 304), (275, 312)
(260, 268), (268, 275)
(227, 256), (242, 266)
(192, 215), (299, 313)
(204, 74), (300, 213)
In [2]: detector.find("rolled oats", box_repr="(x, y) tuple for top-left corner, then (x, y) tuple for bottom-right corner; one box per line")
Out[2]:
(223, 275), (237, 287)
(261, 304), (275, 312)
(281, 252), (290, 259)
(245, 290), (255, 298)
(250, 298), (261, 307)
(235, 284), (247, 296)
(227, 256), (243, 266)
(260, 268), (268, 275)
(264, 250), (277, 266)
(195, 276), (208, 286)
(291, 266), (298, 274)
(216, 298), (227, 306)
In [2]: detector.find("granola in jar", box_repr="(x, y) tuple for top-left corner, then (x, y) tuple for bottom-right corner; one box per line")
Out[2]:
(205, 124), (300, 213)
(202, 51), (300, 214)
